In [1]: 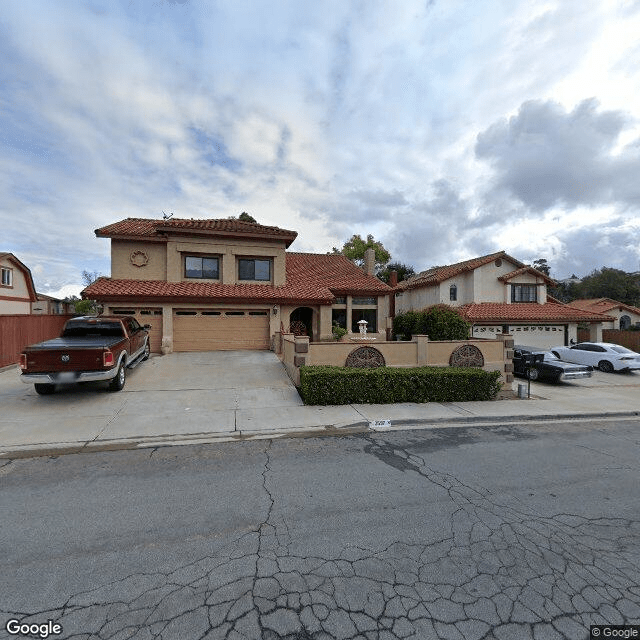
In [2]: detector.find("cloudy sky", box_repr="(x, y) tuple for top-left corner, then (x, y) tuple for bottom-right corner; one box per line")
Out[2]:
(2, 0), (640, 298)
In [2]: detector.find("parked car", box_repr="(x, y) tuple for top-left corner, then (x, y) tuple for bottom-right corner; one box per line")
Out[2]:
(19, 316), (150, 394)
(550, 342), (640, 373)
(513, 346), (593, 382)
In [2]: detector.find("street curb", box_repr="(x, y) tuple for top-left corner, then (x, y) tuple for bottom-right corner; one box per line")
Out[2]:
(1, 411), (639, 459)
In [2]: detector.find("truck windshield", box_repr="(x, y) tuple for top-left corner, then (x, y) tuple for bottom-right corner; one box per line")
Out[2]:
(62, 323), (125, 338)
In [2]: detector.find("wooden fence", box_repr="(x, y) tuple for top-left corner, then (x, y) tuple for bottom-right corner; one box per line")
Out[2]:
(577, 328), (640, 351)
(0, 315), (74, 368)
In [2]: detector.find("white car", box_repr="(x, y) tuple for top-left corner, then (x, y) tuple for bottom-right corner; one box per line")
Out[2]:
(551, 342), (640, 373)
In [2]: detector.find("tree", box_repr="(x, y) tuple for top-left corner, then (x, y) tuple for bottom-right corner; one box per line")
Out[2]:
(532, 258), (550, 276)
(238, 212), (257, 223)
(393, 305), (470, 341)
(377, 262), (416, 284)
(65, 270), (105, 315)
(578, 267), (640, 306)
(331, 234), (391, 271)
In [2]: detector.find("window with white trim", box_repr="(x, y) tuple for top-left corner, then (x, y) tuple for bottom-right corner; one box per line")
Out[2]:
(511, 284), (537, 302)
(1, 267), (12, 287)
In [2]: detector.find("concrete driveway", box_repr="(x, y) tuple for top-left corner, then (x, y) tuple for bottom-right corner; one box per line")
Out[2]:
(522, 367), (640, 410)
(0, 351), (306, 453)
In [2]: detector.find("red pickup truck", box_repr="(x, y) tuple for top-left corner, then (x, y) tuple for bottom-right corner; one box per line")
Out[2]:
(19, 316), (151, 395)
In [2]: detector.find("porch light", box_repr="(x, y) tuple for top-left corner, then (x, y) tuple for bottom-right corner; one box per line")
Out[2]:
(272, 305), (278, 316)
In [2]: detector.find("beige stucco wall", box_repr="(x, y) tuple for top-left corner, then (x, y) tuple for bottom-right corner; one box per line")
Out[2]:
(606, 308), (640, 329)
(110, 237), (288, 285)
(111, 240), (167, 280)
(0, 299), (31, 314)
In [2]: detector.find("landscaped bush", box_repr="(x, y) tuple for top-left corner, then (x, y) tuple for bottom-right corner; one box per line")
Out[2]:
(393, 305), (470, 341)
(299, 366), (501, 405)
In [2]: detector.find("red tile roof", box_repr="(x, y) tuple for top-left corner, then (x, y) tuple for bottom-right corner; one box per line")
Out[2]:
(567, 298), (640, 315)
(83, 252), (391, 304)
(95, 217), (298, 247)
(286, 253), (391, 296)
(397, 251), (556, 290)
(458, 302), (614, 323)
(497, 266), (555, 285)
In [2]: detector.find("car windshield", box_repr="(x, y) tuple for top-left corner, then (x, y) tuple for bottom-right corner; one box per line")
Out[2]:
(611, 346), (635, 354)
(542, 352), (559, 361)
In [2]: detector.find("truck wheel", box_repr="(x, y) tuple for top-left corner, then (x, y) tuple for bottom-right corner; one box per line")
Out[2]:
(34, 383), (56, 395)
(526, 367), (539, 381)
(108, 362), (126, 392)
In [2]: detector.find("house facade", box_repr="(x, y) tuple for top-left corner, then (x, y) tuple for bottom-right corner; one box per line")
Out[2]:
(83, 218), (391, 353)
(395, 251), (612, 348)
(567, 298), (640, 330)
(0, 253), (38, 315)
(31, 293), (75, 315)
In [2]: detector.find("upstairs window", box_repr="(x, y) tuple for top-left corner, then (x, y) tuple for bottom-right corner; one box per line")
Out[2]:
(1, 267), (12, 287)
(511, 284), (537, 303)
(238, 258), (271, 281)
(185, 256), (219, 279)
(449, 284), (457, 301)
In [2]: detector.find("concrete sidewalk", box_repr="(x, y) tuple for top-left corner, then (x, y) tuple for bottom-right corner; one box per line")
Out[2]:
(2, 354), (640, 458)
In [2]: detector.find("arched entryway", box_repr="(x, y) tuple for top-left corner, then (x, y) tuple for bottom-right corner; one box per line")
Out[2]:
(289, 307), (314, 340)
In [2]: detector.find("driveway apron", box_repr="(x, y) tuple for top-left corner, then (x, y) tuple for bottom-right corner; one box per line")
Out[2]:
(0, 352), (303, 451)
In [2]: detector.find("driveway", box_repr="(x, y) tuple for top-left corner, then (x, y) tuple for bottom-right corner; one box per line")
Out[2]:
(522, 368), (640, 411)
(0, 352), (304, 453)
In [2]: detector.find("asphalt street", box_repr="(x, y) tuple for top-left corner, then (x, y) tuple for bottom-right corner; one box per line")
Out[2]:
(1, 418), (640, 639)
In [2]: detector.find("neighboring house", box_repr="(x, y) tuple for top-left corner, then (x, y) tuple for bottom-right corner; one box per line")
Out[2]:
(83, 217), (391, 353)
(31, 293), (75, 315)
(567, 298), (640, 330)
(0, 252), (38, 315)
(394, 251), (612, 348)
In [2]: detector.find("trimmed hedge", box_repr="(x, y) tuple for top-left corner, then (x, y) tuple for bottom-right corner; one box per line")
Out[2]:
(299, 366), (502, 405)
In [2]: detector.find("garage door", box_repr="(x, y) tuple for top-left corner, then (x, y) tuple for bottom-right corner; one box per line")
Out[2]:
(508, 325), (565, 349)
(173, 310), (270, 351)
(111, 307), (163, 353)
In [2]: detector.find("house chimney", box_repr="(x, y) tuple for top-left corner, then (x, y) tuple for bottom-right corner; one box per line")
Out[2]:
(389, 270), (398, 288)
(364, 248), (375, 276)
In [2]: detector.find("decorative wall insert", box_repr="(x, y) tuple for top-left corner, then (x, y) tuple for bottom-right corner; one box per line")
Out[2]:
(345, 346), (386, 368)
(449, 344), (484, 368)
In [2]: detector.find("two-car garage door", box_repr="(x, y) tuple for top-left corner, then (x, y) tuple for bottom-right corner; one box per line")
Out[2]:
(173, 309), (270, 351)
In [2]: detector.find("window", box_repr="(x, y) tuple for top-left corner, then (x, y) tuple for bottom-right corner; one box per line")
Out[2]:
(333, 297), (347, 305)
(332, 308), (347, 329)
(185, 256), (219, 279)
(511, 284), (537, 303)
(352, 309), (377, 333)
(1, 267), (12, 287)
(352, 297), (377, 305)
(449, 284), (457, 301)
(238, 258), (271, 281)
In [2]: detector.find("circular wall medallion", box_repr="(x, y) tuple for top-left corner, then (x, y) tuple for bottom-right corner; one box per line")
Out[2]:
(130, 251), (149, 268)
(345, 346), (386, 368)
(449, 344), (484, 368)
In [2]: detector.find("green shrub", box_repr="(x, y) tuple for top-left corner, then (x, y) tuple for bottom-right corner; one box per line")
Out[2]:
(299, 366), (501, 405)
(393, 305), (470, 341)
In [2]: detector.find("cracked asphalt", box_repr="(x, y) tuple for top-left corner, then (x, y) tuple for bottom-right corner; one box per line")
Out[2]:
(1, 419), (640, 639)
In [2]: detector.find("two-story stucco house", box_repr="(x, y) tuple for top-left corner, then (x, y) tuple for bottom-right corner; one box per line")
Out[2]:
(83, 217), (391, 353)
(394, 251), (612, 348)
(0, 253), (38, 315)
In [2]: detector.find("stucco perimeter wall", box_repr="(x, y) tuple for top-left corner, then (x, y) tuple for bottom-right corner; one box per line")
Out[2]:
(281, 333), (514, 389)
